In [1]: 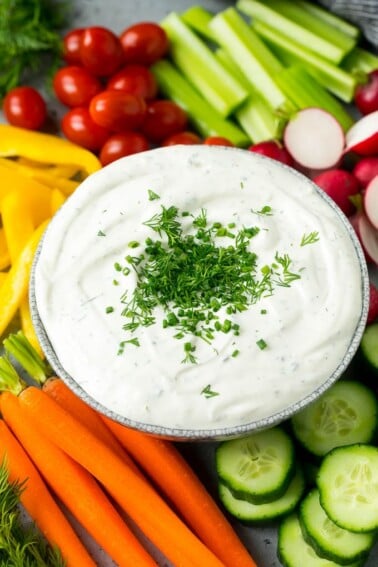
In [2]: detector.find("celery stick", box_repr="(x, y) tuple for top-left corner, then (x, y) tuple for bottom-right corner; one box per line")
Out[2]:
(293, 0), (360, 39)
(342, 47), (378, 74)
(209, 8), (293, 114)
(215, 47), (286, 142)
(260, 0), (357, 50)
(161, 12), (248, 117)
(151, 59), (250, 147)
(276, 65), (354, 131)
(236, 0), (352, 64)
(252, 20), (357, 102)
(181, 6), (216, 42)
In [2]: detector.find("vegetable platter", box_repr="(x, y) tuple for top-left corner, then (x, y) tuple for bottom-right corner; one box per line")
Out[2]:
(1, 0), (378, 566)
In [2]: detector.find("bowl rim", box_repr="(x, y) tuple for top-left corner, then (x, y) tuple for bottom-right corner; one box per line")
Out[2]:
(29, 146), (370, 441)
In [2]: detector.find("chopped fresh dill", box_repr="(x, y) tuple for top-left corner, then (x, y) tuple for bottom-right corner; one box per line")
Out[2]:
(148, 189), (160, 201)
(113, 279), (119, 286)
(231, 349), (240, 358)
(256, 338), (268, 350)
(114, 204), (301, 363)
(97, 230), (106, 237)
(128, 241), (140, 248)
(251, 205), (273, 216)
(201, 384), (219, 398)
(260, 309), (267, 314)
(300, 231), (320, 246)
(117, 337), (140, 354)
(105, 306), (114, 314)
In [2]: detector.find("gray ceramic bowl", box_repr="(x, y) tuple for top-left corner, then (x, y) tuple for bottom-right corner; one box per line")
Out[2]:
(30, 149), (370, 441)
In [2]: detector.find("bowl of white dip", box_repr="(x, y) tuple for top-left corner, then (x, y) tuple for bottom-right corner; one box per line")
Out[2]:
(30, 145), (369, 440)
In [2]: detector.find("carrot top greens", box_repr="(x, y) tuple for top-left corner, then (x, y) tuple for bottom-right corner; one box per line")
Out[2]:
(112, 204), (302, 362)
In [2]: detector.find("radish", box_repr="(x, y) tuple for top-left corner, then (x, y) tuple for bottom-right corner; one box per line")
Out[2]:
(364, 175), (378, 229)
(350, 210), (378, 265)
(353, 156), (378, 187)
(312, 169), (360, 217)
(367, 282), (378, 324)
(283, 108), (345, 169)
(247, 140), (294, 167)
(345, 111), (378, 156)
(354, 70), (378, 116)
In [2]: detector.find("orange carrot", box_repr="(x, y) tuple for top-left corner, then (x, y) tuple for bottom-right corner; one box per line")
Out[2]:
(42, 377), (140, 472)
(0, 418), (96, 567)
(0, 391), (157, 567)
(18, 385), (226, 567)
(103, 417), (258, 567)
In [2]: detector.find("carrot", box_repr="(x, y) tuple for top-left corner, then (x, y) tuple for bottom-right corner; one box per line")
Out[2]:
(0, 418), (96, 567)
(42, 377), (139, 469)
(103, 417), (258, 567)
(0, 391), (157, 567)
(18, 385), (226, 567)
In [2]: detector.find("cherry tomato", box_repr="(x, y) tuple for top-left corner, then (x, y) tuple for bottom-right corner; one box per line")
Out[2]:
(120, 22), (168, 65)
(162, 131), (202, 146)
(3, 86), (46, 130)
(53, 66), (102, 108)
(107, 65), (157, 100)
(141, 100), (187, 143)
(63, 28), (85, 64)
(61, 107), (110, 151)
(89, 90), (146, 132)
(100, 132), (150, 166)
(80, 27), (123, 77)
(204, 136), (234, 147)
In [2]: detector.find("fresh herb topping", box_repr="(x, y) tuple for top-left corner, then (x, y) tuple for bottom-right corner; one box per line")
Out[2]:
(113, 204), (303, 363)
(97, 230), (106, 237)
(201, 384), (219, 398)
(256, 338), (268, 350)
(301, 231), (320, 246)
(148, 190), (160, 201)
(105, 306), (114, 314)
(251, 205), (273, 216)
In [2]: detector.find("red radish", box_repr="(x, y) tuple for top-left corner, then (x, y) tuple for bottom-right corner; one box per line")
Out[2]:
(345, 111), (378, 156)
(354, 70), (378, 116)
(312, 169), (360, 217)
(350, 211), (378, 265)
(248, 140), (294, 167)
(367, 282), (378, 324)
(353, 156), (378, 187)
(283, 108), (345, 169)
(364, 175), (378, 229)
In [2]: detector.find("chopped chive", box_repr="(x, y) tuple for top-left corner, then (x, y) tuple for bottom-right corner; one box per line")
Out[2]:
(114, 262), (122, 272)
(148, 190), (160, 201)
(256, 338), (268, 350)
(128, 241), (140, 248)
(105, 306), (114, 314)
(231, 349), (240, 357)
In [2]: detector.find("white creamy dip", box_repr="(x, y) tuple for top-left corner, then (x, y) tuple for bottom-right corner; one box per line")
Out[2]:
(34, 145), (365, 432)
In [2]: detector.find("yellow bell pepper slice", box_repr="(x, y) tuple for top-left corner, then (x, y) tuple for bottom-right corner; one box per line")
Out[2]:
(1, 190), (35, 262)
(0, 229), (10, 271)
(0, 164), (51, 225)
(0, 220), (49, 338)
(0, 124), (101, 176)
(0, 158), (80, 195)
(0, 272), (6, 285)
(50, 188), (67, 215)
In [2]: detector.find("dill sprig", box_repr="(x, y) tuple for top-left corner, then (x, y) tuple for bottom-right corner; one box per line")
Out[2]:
(0, 460), (65, 566)
(0, 0), (69, 98)
(115, 205), (302, 362)
(300, 231), (320, 246)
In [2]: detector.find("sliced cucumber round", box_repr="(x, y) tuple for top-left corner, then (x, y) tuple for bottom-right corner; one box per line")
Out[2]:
(360, 323), (378, 374)
(278, 514), (364, 567)
(216, 426), (295, 503)
(291, 380), (378, 457)
(299, 489), (375, 565)
(218, 465), (305, 524)
(318, 444), (378, 533)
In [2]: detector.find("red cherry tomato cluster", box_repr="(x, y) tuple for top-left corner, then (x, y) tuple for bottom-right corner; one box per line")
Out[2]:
(52, 23), (229, 165)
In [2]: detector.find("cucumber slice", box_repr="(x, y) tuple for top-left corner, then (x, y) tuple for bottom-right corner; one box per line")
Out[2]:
(299, 489), (375, 565)
(291, 380), (378, 456)
(360, 323), (378, 374)
(218, 465), (305, 524)
(216, 426), (295, 503)
(278, 514), (363, 567)
(317, 444), (378, 533)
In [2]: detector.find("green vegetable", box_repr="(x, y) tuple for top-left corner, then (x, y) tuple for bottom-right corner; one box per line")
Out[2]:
(114, 203), (301, 363)
(289, 0), (360, 39)
(181, 5), (216, 42)
(0, 0), (68, 98)
(0, 459), (65, 566)
(161, 12), (249, 117)
(237, 0), (355, 64)
(342, 47), (378, 75)
(151, 59), (250, 146)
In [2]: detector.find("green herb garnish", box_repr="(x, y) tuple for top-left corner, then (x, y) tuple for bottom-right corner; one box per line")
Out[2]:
(256, 338), (268, 350)
(106, 306), (114, 314)
(148, 190), (160, 201)
(114, 205), (301, 363)
(300, 231), (320, 246)
(97, 230), (106, 237)
(201, 384), (219, 398)
(251, 205), (273, 216)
